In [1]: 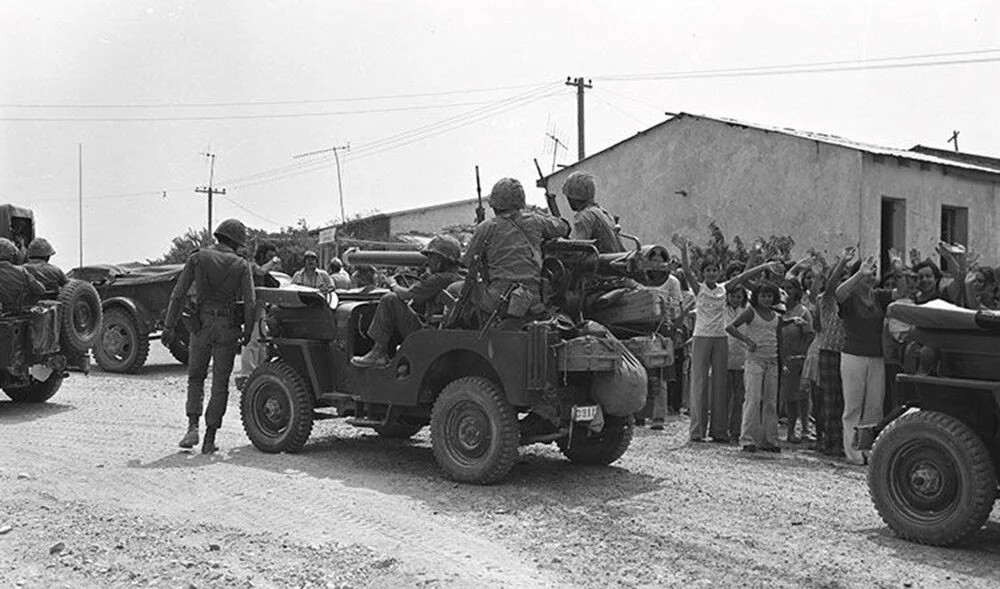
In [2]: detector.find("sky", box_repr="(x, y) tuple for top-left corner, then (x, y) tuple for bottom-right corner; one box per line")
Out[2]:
(2, 0), (999, 268)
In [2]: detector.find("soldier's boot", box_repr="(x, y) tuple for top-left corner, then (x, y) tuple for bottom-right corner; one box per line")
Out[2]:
(201, 427), (219, 455)
(351, 343), (390, 368)
(178, 417), (199, 449)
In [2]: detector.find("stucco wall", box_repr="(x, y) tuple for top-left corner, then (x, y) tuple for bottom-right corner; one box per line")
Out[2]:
(861, 157), (999, 262)
(389, 200), (479, 235)
(545, 116), (999, 262)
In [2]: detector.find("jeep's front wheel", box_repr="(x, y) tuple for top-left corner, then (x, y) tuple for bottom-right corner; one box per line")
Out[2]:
(868, 410), (997, 546)
(241, 360), (314, 453)
(94, 308), (149, 373)
(557, 414), (634, 465)
(3, 375), (64, 403)
(430, 376), (519, 485)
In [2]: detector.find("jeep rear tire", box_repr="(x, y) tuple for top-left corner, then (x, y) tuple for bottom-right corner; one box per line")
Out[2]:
(241, 360), (314, 454)
(868, 410), (997, 546)
(558, 414), (634, 465)
(57, 279), (102, 354)
(431, 376), (519, 485)
(94, 308), (149, 374)
(164, 322), (190, 365)
(3, 374), (64, 403)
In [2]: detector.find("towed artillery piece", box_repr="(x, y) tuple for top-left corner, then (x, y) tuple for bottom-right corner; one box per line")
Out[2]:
(239, 238), (675, 484)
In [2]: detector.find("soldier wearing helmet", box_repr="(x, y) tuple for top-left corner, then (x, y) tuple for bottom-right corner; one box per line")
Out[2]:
(561, 171), (625, 254)
(0, 237), (45, 313)
(162, 218), (255, 454)
(352, 234), (464, 368)
(24, 237), (68, 291)
(460, 177), (569, 321)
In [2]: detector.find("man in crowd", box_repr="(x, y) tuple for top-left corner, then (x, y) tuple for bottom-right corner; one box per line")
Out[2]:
(462, 177), (570, 321)
(162, 219), (255, 454)
(561, 171), (625, 254)
(291, 250), (333, 292)
(23, 237), (68, 291)
(351, 235), (464, 368)
(0, 237), (45, 312)
(328, 257), (352, 290)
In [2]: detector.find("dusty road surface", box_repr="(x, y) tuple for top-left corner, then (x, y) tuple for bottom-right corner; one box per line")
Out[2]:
(3, 345), (1000, 588)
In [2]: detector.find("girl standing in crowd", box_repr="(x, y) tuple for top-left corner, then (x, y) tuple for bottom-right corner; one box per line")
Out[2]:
(673, 234), (783, 443)
(779, 278), (814, 443)
(835, 254), (906, 465)
(726, 282), (785, 453)
(724, 283), (749, 443)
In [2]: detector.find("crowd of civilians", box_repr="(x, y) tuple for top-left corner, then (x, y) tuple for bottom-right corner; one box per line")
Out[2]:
(649, 237), (996, 466)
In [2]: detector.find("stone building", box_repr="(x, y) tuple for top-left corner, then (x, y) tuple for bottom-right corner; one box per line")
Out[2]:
(539, 113), (1000, 268)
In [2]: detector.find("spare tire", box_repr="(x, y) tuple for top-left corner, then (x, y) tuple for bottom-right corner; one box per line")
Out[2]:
(57, 279), (103, 354)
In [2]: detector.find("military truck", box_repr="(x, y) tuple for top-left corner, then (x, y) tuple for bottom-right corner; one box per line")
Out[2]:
(867, 300), (1000, 546)
(1, 203), (103, 402)
(67, 263), (189, 373)
(240, 239), (672, 484)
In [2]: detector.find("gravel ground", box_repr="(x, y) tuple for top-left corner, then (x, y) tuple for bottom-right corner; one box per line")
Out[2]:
(2, 345), (1000, 588)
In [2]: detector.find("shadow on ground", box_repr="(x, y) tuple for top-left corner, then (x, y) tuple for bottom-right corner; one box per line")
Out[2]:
(0, 400), (75, 424)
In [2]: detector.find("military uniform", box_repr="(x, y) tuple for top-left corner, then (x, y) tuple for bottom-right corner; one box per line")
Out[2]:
(164, 224), (255, 452)
(571, 204), (625, 253)
(0, 260), (45, 312)
(24, 260), (68, 291)
(463, 196), (569, 315)
(352, 235), (465, 368)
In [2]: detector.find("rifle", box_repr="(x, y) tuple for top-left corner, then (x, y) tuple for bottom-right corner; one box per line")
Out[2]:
(534, 158), (561, 218)
(474, 165), (485, 224)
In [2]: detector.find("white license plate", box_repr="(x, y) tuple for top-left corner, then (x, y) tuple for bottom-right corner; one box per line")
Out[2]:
(573, 405), (599, 421)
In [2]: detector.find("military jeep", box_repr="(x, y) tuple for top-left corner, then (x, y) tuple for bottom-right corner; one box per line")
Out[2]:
(240, 239), (672, 484)
(1, 203), (103, 402)
(867, 301), (1000, 546)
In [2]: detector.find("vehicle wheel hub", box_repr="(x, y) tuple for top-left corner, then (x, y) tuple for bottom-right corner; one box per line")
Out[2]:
(909, 462), (943, 497)
(103, 325), (128, 355)
(263, 396), (284, 423)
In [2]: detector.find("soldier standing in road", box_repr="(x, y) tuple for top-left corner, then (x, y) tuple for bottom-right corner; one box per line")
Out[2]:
(351, 235), (464, 368)
(0, 237), (45, 312)
(162, 219), (255, 454)
(561, 171), (625, 254)
(462, 177), (570, 321)
(23, 237), (68, 291)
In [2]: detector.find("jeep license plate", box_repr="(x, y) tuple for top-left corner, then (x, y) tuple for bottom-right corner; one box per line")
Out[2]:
(573, 405), (598, 421)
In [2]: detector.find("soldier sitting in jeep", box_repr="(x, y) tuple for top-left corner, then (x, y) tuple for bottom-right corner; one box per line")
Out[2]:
(351, 234), (464, 368)
(23, 237), (68, 292)
(0, 237), (45, 312)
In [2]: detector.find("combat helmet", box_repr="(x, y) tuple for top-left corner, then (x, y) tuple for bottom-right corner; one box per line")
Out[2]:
(421, 235), (461, 263)
(214, 218), (247, 248)
(0, 238), (18, 262)
(561, 171), (596, 203)
(26, 237), (55, 258)
(487, 178), (525, 211)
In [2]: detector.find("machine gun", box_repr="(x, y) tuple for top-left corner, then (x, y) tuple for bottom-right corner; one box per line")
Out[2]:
(474, 165), (485, 224)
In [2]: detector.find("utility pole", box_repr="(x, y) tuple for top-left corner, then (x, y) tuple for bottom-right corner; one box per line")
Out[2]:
(948, 130), (960, 152)
(195, 152), (225, 235)
(78, 143), (83, 267)
(565, 76), (592, 160)
(293, 143), (351, 224)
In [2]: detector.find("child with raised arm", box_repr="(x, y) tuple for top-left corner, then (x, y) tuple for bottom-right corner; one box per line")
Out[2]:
(673, 233), (783, 443)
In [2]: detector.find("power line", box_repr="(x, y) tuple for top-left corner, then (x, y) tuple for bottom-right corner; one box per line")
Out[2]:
(596, 52), (1000, 82)
(0, 81), (553, 109)
(0, 99), (505, 122)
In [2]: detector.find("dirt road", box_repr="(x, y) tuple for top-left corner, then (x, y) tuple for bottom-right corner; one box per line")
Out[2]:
(2, 346), (1000, 588)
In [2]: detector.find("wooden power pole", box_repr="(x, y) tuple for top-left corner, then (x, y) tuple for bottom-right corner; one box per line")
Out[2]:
(196, 152), (226, 234)
(565, 77), (592, 160)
